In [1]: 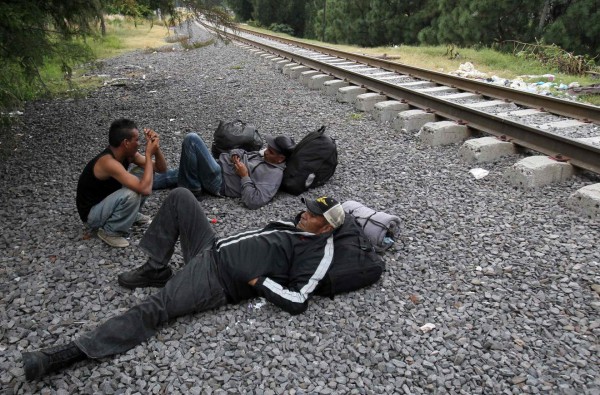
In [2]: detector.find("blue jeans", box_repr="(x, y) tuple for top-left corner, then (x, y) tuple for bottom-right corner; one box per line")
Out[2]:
(153, 169), (178, 190)
(87, 188), (142, 236)
(154, 133), (222, 195)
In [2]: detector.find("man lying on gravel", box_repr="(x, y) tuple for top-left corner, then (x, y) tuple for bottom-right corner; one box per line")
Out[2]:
(22, 187), (345, 381)
(154, 132), (295, 209)
(76, 118), (168, 248)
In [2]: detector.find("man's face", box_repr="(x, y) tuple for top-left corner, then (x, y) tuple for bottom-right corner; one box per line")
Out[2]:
(297, 210), (332, 234)
(263, 146), (285, 164)
(124, 129), (140, 155)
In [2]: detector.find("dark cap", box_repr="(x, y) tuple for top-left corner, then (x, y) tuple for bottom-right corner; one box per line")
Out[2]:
(266, 135), (295, 158)
(301, 196), (345, 229)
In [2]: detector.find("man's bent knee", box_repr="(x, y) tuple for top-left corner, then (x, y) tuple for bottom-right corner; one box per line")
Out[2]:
(183, 132), (203, 146)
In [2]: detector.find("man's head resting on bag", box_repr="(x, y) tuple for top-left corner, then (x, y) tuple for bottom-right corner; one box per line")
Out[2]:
(297, 196), (345, 234)
(264, 135), (295, 164)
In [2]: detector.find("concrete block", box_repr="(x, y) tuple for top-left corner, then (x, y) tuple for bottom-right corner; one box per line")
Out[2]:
(379, 75), (410, 82)
(444, 92), (482, 100)
(504, 156), (575, 188)
(322, 80), (349, 95)
(336, 86), (368, 103)
(459, 137), (518, 163)
(261, 54), (277, 63)
(576, 136), (600, 147)
(497, 109), (544, 117)
(308, 74), (335, 90)
(373, 101), (410, 122)
(567, 183), (600, 219)
(419, 121), (470, 146)
(328, 61), (355, 66)
(397, 81), (437, 89)
(392, 110), (436, 133)
(416, 86), (458, 94)
(274, 59), (291, 71)
(282, 63), (299, 75)
(299, 70), (321, 85)
(355, 93), (387, 112)
(370, 72), (397, 78)
(539, 119), (586, 129)
(269, 57), (283, 66)
(466, 100), (512, 109)
(290, 66), (311, 78)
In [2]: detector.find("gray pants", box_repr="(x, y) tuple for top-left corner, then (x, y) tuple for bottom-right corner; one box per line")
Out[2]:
(75, 188), (228, 358)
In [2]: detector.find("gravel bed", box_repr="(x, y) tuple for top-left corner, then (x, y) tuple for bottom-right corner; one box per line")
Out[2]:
(1, 26), (599, 395)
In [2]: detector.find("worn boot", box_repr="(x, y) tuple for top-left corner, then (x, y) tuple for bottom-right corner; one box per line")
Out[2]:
(22, 342), (86, 381)
(117, 261), (173, 289)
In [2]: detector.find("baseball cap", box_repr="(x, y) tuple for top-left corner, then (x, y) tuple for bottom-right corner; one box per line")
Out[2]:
(265, 135), (295, 158)
(301, 196), (345, 229)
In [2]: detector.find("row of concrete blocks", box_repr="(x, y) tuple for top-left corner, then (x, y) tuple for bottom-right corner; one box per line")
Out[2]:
(250, 49), (600, 220)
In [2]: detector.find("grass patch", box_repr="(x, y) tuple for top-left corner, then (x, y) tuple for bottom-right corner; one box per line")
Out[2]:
(349, 112), (363, 120)
(87, 19), (172, 57)
(240, 24), (600, 105)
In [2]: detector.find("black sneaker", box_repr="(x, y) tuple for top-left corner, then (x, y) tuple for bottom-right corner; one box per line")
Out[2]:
(23, 342), (86, 381)
(118, 262), (173, 289)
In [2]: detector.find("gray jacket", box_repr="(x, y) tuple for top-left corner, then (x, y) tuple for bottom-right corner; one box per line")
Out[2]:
(219, 149), (285, 209)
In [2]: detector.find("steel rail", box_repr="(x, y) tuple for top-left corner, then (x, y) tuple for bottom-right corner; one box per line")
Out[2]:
(235, 26), (600, 125)
(206, 24), (600, 174)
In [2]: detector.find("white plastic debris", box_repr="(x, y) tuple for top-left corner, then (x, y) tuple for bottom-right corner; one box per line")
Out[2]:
(469, 168), (489, 179)
(248, 299), (266, 310)
(420, 323), (436, 332)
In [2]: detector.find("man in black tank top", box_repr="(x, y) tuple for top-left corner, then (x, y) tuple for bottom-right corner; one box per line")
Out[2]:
(75, 118), (168, 248)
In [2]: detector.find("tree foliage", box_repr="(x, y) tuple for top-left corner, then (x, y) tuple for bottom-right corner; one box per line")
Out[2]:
(229, 0), (599, 57)
(0, 0), (233, 110)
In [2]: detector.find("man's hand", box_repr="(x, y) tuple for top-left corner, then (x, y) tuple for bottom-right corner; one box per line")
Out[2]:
(144, 128), (160, 155)
(248, 278), (258, 286)
(232, 155), (249, 178)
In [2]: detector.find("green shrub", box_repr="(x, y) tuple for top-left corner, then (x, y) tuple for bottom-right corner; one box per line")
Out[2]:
(268, 23), (294, 36)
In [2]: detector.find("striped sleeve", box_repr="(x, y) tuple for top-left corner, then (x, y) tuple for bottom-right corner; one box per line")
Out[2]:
(254, 235), (334, 315)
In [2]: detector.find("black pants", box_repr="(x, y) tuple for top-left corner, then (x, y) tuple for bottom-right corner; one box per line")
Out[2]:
(75, 188), (228, 358)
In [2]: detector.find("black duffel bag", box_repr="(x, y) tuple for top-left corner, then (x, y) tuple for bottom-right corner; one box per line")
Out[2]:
(211, 119), (263, 158)
(281, 126), (338, 195)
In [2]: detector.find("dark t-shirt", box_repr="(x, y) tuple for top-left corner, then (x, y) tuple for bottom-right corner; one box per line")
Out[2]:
(76, 148), (130, 222)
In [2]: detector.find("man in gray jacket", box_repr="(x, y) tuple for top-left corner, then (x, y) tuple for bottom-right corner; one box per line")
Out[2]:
(22, 187), (346, 380)
(156, 132), (295, 209)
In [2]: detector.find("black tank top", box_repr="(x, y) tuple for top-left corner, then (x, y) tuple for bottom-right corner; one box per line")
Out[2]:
(76, 148), (130, 222)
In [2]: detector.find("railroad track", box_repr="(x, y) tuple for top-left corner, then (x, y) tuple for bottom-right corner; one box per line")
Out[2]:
(200, 22), (600, 180)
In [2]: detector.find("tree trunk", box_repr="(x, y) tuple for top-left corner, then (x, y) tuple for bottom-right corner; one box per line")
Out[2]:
(100, 14), (106, 36)
(537, 0), (552, 33)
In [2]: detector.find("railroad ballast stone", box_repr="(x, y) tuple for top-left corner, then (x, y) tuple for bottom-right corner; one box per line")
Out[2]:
(1, 25), (599, 394)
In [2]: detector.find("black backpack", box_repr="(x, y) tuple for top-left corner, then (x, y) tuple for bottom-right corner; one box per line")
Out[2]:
(211, 119), (263, 159)
(314, 216), (386, 298)
(281, 126), (338, 195)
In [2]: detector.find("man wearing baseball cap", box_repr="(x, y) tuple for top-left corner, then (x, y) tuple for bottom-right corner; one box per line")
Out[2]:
(23, 188), (347, 380)
(154, 132), (295, 209)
